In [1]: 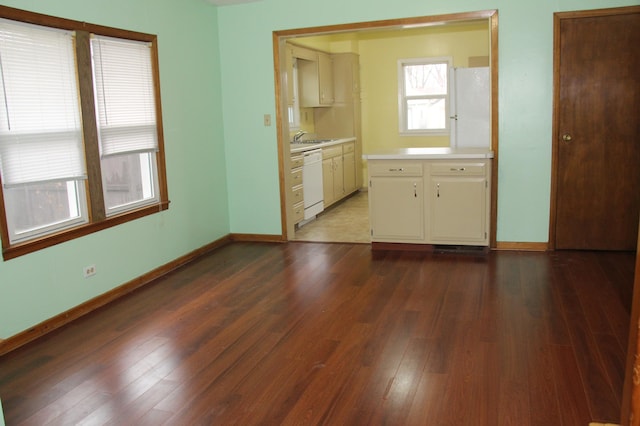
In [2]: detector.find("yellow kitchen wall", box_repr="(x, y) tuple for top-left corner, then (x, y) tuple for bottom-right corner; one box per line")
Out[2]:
(359, 23), (489, 181)
(292, 23), (489, 185)
(359, 23), (489, 149)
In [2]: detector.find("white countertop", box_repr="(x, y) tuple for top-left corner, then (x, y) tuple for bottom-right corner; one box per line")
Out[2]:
(290, 137), (357, 154)
(362, 147), (494, 160)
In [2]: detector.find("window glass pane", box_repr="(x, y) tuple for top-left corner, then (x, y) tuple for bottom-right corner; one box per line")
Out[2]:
(404, 63), (448, 96)
(4, 180), (86, 242)
(102, 152), (157, 213)
(407, 98), (446, 130)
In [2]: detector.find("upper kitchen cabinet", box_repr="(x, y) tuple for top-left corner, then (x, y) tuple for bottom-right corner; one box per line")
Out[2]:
(331, 53), (360, 103)
(298, 51), (334, 107)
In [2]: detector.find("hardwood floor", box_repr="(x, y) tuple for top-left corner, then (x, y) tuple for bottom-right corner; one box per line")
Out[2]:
(0, 242), (635, 425)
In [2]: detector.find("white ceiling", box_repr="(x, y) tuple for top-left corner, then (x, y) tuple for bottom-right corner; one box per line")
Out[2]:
(207, 0), (262, 6)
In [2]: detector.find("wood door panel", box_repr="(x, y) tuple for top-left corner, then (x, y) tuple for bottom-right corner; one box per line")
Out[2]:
(555, 11), (640, 250)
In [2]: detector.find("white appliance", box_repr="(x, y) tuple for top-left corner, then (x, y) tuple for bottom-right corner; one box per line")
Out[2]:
(302, 149), (324, 220)
(449, 67), (490, 148)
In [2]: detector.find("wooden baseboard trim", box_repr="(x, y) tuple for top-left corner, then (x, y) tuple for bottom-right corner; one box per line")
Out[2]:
(494, 241), (549, 251)
(0, 234), (234, 357)
(230, 233), (285, 243)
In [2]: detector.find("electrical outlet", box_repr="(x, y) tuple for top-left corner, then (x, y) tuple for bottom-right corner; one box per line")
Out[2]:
(83, 264), (96, 278)
(263, 114), (271, 126)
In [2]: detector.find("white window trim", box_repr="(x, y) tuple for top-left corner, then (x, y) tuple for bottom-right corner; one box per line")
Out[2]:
(397, 56), (452, 136)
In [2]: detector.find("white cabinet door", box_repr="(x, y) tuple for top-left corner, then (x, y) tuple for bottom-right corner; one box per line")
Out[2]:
(343, 151), (356, 195)
(370, 176), (424, 241)
(428, 161), (489, 244)
(317, 52), (334, 105)
(429, 177), (486, 243)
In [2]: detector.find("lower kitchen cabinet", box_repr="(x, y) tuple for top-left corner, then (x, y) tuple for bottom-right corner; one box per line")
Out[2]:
(322, 147), (343, 207)
(429, 162), (489, 244)
(322, 142), (357, 208)
(343, 143), (356, 195)
(368, 161), (424, 242)
(367, 158), (491, 246)
(290, 154), (304, 225)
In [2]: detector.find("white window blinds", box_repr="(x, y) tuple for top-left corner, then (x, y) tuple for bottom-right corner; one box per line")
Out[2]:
(91, 35), (158, 158)
(0, 19), (86, 187)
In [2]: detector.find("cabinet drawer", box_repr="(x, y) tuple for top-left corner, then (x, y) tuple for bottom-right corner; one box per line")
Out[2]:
(431, 162), (486, 176)
(292, 201), (305, 223)
(342, 142), (355, 154)
(291, 168), (303, 186)
(291, 155), (304, 169)
(369, 162), (423, 177)
(322, 146), (343, 159)
(291, 184), (303, 204)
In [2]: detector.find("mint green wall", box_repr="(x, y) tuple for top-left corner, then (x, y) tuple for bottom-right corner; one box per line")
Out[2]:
(218, 0), (639, 240)
(1, 0), (638, 341)
(0, 0), (229, 339)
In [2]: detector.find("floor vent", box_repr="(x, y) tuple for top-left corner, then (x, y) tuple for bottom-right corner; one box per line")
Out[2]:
(433, 245), (488, 255)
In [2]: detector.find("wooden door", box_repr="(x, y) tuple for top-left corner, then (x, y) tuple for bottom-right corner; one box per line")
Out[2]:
(552, 7), (640, 250)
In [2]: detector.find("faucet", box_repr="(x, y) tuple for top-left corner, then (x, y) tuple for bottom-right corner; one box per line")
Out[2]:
(293, 130), (307, 143)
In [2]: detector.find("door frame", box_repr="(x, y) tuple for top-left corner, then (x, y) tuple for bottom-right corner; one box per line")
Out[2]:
(272, 10), (499, 245)
(548, 5), (640, 250)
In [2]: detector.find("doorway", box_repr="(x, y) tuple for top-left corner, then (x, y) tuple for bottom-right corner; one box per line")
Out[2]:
(273, 10), (499, 244)
(550, 7), (640, 251)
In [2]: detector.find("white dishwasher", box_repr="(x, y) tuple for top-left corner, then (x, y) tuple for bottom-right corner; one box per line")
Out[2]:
(302, 149), (324, 220)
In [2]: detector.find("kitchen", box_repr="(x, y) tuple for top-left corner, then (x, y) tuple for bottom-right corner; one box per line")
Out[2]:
(277, 12), (496, 247)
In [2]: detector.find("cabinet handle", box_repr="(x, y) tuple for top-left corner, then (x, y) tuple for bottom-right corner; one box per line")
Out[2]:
(450, 167), (466, 172)
(437, 183), (440, 198)
(414, 182), (417, 198)
(389, 168), (404, 172)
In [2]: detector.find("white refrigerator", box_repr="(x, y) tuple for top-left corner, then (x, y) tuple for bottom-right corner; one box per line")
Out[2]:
(449, 67), (490, 148)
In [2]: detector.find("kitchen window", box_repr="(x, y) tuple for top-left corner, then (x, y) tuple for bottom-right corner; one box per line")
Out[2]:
(288, 59), (301, 130)
(0, 6), (169, 260)
(398, 57), (452, 135)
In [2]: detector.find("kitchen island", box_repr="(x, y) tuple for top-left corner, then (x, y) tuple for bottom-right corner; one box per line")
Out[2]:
(363, 147), (494, 248)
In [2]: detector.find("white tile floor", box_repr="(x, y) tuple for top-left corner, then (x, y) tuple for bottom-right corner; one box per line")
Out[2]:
(293, 190), (370, 243)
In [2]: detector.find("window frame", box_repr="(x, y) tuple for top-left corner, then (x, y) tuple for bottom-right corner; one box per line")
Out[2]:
(0, 6), (169, 260)
(397, 56), (452, 136)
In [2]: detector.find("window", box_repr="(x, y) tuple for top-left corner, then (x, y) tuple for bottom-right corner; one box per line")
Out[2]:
(287, 59), (301, 130)
(398, 57), (452, 135)
(0, 6), (168, 259)
(91, 35), (160, 215)
(0, 20), (88, 243)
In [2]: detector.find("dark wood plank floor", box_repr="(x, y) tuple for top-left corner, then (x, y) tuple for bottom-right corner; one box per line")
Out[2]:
(0, 242), (635, 425)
